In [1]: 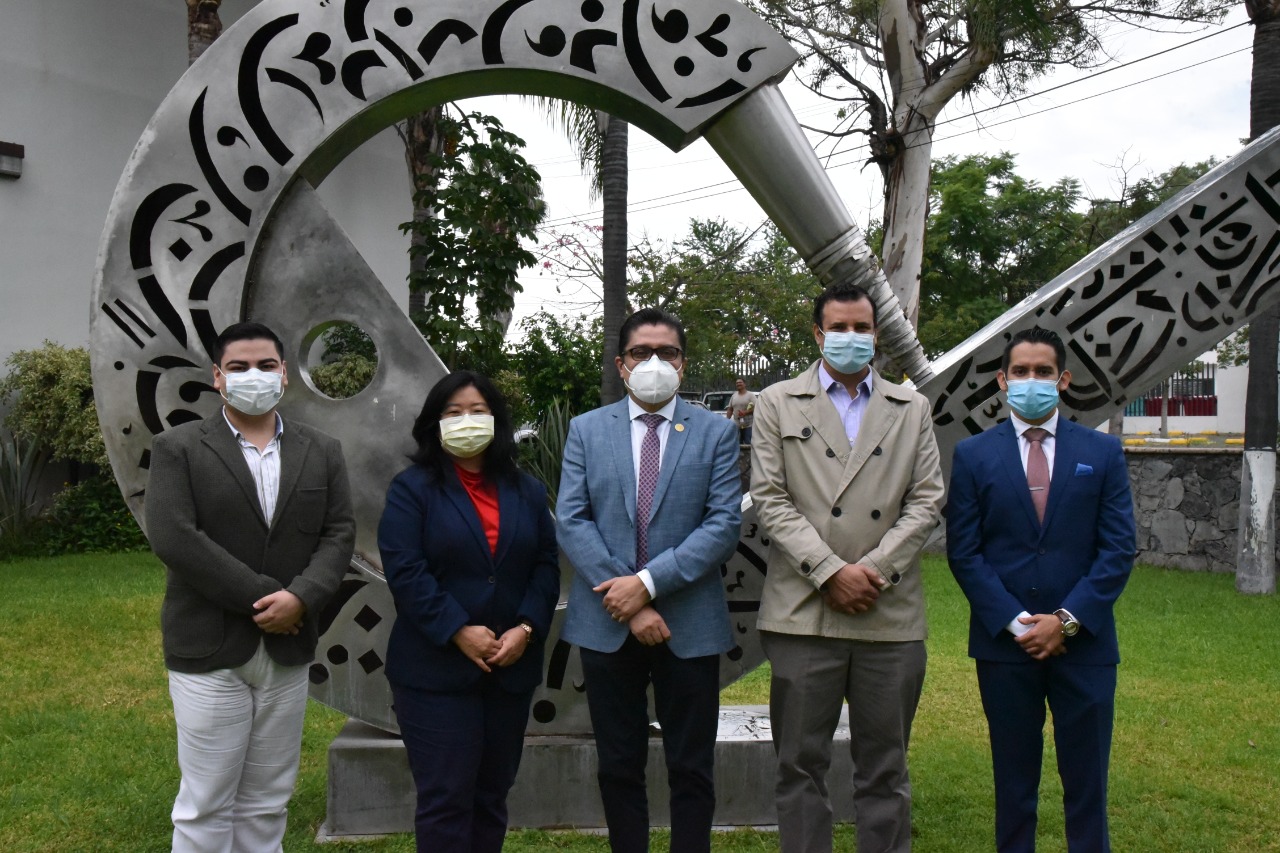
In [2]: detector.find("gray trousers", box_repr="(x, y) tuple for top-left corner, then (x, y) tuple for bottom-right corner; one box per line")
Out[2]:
(762, 631), (927, 853)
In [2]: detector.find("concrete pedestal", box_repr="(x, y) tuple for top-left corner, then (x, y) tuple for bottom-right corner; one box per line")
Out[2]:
(319, 706), (855, 840)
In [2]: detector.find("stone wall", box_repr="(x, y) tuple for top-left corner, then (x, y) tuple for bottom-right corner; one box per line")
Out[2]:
(1127, 448), (1256, 574)
(744, 445), (1273, 575)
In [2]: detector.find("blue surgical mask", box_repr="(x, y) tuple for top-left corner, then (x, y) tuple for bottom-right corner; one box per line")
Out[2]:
(821, 331), (876, 375)
(1006, 378), (1061, 421)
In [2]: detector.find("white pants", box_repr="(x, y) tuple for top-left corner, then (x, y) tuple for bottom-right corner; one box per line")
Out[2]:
(168, 641), (310, 853)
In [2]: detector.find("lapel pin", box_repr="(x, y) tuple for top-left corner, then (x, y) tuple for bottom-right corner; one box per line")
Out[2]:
(674, 423), (685, 432)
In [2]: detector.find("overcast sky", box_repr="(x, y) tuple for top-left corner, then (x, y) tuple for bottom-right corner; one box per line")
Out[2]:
(466, 5), (1255, 331)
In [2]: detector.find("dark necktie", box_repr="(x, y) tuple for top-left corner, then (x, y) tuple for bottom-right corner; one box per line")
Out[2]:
(1025, 427), (1050, 524)
(635, 413), (664, 569)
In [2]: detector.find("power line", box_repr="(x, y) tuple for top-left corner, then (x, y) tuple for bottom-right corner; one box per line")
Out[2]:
(535, 29), (1250, 230)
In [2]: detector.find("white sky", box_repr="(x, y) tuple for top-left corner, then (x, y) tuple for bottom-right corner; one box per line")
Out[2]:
(464, 5), (1255, 333)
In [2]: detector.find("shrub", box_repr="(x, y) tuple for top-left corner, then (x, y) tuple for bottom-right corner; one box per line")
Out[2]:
(36, 475), (148, 556)
(0, 342), (106, 466)
(310, 354), (377, 400)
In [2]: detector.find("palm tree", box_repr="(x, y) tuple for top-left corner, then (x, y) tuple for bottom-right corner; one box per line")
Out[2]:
(400, 106), (447, 321)
(537, 101), (630, 405)
(1237, 0), (1280, 595)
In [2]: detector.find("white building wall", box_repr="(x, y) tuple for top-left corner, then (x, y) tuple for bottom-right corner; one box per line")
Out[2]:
(0, 0), (410, 365)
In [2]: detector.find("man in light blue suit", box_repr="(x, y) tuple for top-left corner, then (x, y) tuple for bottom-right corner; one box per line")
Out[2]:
(558, 308), (742, 853)
(947, 327), (1136, 853)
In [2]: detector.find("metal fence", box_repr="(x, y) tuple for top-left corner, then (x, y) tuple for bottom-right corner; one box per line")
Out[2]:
(1123, 362), (1218, 417)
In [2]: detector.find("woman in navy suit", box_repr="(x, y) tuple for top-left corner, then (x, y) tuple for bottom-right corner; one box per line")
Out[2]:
(378, 371), (559, 853)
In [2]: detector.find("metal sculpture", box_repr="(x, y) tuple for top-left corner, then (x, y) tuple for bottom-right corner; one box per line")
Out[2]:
(91, 0), (1280, 737)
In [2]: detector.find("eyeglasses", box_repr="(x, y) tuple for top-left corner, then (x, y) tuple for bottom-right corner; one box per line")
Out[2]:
(622, 346), (684, 363)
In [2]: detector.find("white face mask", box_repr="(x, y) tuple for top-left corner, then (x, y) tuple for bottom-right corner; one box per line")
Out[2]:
(221, 368), (284, 416)
(440, 413), (495, 459)
(623, 355), (682, 405)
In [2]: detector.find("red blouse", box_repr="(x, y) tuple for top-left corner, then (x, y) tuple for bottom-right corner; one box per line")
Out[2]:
(454, 462), (499, 556)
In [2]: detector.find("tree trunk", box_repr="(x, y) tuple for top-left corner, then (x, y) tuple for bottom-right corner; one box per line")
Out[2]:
(1237, 6), (1280, 595)
(598, 114), (628, 405)
(403, 106), (446, 321)
(878, 120), (932, 330)
(186, 0), (222, 65)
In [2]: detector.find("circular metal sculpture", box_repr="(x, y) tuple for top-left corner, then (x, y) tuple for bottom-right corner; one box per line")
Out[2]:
(93, 0), (1280, 736)
(92, 0), (929, 734)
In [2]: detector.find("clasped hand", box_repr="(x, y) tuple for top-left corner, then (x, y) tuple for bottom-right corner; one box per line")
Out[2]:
(1014, 614), (1067, 660)
(821, 563), (886, 615)
(253, 590), (305, 635)
(594, 575), (651, 622)
(453, 624), (530, 672)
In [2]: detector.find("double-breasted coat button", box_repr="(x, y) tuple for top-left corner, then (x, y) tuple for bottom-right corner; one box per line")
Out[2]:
(1029, 587), (1039, 598)
(890, 572), (902, 584)
(801, 427), (812, 438)
(488, 576), (496, 584)
(800, 561), (812, 574)
(872, 446), (883, 456)
(832, 507), (842, 517)
(870, 509), (881, 520)
(826, 448), (836, 458)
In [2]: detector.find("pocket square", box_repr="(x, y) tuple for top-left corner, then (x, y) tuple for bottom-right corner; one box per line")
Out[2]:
(1075, 463), (1094, 476)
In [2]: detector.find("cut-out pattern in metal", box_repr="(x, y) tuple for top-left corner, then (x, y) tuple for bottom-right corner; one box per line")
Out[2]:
(925, 127), (1280, 461)
(93, 0), (1280, 738)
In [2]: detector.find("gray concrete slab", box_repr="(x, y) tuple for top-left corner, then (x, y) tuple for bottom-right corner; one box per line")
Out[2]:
(320, 707), (856, 839)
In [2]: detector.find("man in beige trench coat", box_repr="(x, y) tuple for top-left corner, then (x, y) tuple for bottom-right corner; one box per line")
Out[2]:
(751, 281), (945, 853)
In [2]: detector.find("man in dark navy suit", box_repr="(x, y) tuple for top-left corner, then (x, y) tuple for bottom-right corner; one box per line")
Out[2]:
(946, 327), (1136, 853)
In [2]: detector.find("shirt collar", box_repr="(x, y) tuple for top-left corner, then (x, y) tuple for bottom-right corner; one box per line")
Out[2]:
(817, 361), (874, 399)
(627, 394), (679, 423)
(1010, 410), (1059, 438)
(222, 407), (285, 441)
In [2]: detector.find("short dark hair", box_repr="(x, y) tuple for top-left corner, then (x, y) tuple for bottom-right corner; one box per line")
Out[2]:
(618, 308), (687, 355)
(812, 282), (878, 329)
(409, 371), (519, 484)
(1002, 327), (1068, 373)
(212, 321), (284, 366)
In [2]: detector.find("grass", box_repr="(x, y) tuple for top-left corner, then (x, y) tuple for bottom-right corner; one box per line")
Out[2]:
(1, 553), (1277, 851)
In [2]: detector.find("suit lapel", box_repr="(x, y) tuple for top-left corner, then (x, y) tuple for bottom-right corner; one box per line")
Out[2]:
(835, 378), (898, 498)
(493, 478), (521, 567)
(647, 398), (691, 521)
(996, 419), (1042, 531)
(1042, 419), (1076, 531)
(799, 366), (852, 463)
(201, 414), (268, 529)
(272, 420), (309, 529)
(609, 399), (638, 524)
(441, 466), (493, 561)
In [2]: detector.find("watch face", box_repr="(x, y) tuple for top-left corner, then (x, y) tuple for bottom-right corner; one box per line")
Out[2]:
(1062, 620), (1080, 637)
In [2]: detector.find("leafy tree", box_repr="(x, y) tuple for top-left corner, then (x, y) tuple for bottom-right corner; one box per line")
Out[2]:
(402, 111), (545, 370)
(751, 0), (1227, 331)
(916, 153), (1086, 356)
(507, 311), (603, 417)
(630, 219), (819, 379)
(0, 342), (106, 468)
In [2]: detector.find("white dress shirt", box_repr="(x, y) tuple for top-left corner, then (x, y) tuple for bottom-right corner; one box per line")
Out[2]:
(1005, 410), (1060, 637)
(818, 361), (874, 445)
(222, 408), (284, 525)
(626, 395), (679, 598)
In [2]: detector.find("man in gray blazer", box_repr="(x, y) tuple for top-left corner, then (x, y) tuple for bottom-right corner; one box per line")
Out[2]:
(558, 308), (742, 853)
(146, 321), (354, 852)
(752, 283), (944, 853)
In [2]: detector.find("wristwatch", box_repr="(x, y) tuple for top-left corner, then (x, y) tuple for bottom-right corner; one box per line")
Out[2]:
(1054, 608), (1080, 638)
(518, 621), (535, 640)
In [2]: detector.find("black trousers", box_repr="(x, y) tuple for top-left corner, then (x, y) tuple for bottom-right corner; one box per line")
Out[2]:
(580, 636), (721, 853)
(391, 680), (533, 853)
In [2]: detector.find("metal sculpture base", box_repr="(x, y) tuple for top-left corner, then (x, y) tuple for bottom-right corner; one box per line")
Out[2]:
(318, 708), (856, 839)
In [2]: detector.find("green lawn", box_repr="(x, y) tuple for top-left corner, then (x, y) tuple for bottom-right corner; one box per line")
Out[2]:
(1, 553), (1277, 852)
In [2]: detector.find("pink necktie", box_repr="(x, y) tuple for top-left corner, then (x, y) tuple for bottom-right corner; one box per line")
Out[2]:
(1025, 427), (1050, 524)
(635, 414), (664, 570)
